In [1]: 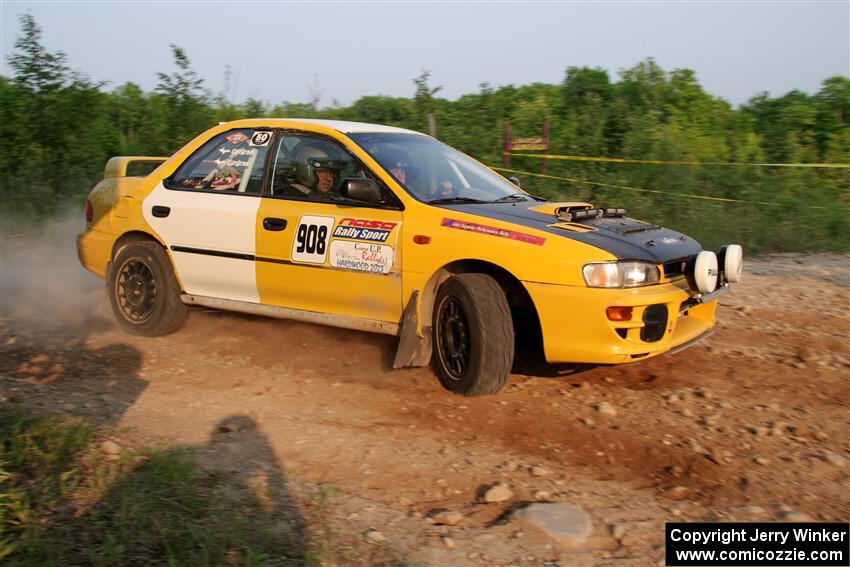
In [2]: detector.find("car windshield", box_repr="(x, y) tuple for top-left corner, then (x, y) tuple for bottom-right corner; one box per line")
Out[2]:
(349, 132), (526, 204)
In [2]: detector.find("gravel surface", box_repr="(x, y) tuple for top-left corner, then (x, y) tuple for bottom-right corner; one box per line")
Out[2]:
(2, 227), (848, 566)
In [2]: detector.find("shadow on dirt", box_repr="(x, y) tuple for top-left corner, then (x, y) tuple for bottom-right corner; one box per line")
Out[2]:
(5, 412), (309, 566)
(0, 329), (147, 426)
(1, 215), (152, 426)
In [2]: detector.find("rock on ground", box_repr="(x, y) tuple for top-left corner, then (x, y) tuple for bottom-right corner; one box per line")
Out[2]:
(364, 529), (386, 544)
(514, 503), (593, 548)
(428, 509), (464, 526)
(100, 440), (122, 455)
(482, 483), (514, 503)
(593, 402), (618, 416)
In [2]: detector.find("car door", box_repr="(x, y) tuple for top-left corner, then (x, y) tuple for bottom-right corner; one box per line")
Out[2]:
(255, 131), (403, 324)
(142, 128), (274, 303)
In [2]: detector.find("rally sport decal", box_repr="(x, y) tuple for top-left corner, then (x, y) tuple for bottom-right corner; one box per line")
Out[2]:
(332, 217), (398, 243)
(290, 216), (397, 273)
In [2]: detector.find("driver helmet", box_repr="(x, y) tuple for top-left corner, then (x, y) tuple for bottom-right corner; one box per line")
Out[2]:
(294, 145), (344, 189)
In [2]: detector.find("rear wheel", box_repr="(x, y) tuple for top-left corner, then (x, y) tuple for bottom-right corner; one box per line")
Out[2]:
(432, 274), (514, 396)
(108, 241), (187, 336)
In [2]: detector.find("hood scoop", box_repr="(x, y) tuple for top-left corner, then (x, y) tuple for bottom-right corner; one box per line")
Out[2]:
(530, 201), (656, 234)
(529, 202), (594, 217)
(588, 217), (662, 235)
(532, 202), (629, 222)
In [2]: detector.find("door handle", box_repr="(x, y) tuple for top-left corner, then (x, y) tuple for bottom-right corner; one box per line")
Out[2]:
(152, 205), (170, 218)
(263, 217), (287, 231)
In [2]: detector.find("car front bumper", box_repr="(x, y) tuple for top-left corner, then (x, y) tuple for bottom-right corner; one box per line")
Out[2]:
(524, 279), (721, 364)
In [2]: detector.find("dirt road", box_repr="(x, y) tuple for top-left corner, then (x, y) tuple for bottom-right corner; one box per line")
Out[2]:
(1, 225), (848, 566)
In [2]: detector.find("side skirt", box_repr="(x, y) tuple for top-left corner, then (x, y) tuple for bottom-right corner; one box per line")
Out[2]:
(180, 294), (400, 336)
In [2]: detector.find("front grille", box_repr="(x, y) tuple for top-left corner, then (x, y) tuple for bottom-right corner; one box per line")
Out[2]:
(663, 258), (688, 279)
(679, 297), (700, 314)
(641, 304), (669, 342)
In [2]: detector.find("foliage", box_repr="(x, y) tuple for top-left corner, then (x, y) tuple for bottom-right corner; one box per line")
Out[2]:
(0, 408), (303, 566)
(1, 14), (847, 252)
(7, 14), (69, 93)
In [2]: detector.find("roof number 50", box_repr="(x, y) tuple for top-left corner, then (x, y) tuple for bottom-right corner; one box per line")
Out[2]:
(250, 131), (272, 146)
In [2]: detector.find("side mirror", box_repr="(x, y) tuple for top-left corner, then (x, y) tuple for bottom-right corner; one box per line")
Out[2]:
(508, 176), (521, 188)
(340, 178), (384, 204)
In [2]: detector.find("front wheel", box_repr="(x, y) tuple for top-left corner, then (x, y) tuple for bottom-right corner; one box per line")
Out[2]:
(432, 274), (514, 396)
(108, 241), (188, 336)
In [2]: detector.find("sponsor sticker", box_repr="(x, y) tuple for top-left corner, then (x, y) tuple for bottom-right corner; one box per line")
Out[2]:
(250, 131), (272, 146)
(332, 217), (398, 243)
(226, 132), (249, 144)
(213, 158), (251, 168)
(230, 148), (256, 158)
(329, 240), (394, 274)
(339, 217), (398, 230)
(440, 218), (545, 246)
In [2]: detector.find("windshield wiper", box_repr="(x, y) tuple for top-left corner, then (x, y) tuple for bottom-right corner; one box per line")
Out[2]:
(427, 197), (489, 205)
(492, 193), (530, 203)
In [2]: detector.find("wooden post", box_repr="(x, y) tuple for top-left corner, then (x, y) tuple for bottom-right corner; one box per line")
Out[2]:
(542, 120), (550, 174)
(427, 112), (437, 137)
(503, 119), (511, 167)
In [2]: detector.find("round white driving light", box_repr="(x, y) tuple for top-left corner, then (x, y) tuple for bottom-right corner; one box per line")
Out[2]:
(719, 244), (743, 283)
(692, 251), (719, 294)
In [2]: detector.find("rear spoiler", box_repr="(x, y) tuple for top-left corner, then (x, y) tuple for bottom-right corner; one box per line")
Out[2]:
(104, 156), (168, 179)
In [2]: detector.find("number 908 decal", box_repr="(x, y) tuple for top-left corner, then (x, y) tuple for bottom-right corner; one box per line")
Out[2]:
(291, 215), (334, 263)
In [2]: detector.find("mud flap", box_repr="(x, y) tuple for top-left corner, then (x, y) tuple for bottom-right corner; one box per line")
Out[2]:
(393, 290), (432, 368)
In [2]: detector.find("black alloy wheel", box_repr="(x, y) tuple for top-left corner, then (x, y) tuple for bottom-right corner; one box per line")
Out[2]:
(115, 257), (157, 323)
(107, 241), (188, 336)
(436, 296), (471, 380)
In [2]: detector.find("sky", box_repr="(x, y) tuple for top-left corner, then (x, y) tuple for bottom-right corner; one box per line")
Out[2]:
(0, 1), (847, 108)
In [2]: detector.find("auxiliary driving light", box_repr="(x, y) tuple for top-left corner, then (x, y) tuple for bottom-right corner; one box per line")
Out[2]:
(687, 251), (719, 294)
(718, 244), (743, 283)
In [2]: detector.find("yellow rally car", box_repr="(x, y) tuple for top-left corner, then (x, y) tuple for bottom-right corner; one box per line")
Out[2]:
(77, 119), (742, 396)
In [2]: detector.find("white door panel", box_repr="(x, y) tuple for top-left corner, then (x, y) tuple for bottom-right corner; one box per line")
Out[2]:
(142, 182), (259, 302)
(168, 253), (257, 303)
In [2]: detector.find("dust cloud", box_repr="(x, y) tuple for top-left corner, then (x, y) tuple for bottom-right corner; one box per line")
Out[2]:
(1, 212), (110, 335)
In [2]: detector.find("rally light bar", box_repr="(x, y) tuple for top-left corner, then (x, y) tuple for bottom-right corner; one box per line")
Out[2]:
(558, 206), (628, 222)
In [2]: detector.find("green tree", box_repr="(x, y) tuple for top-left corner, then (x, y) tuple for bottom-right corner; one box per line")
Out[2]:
(412, 69), (442, 130)
(1, 13), (108, 216)
(7, 13), (68, 93)
(154, 44), (213, 149)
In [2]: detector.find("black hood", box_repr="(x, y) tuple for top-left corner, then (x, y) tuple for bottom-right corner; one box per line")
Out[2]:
(438, 201), (702, 263)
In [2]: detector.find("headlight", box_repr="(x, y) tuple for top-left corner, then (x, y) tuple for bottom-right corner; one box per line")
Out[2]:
(583, 261), (660, 288)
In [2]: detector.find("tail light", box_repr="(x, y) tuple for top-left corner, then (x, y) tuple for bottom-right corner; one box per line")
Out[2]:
(85, 200), (93, 223)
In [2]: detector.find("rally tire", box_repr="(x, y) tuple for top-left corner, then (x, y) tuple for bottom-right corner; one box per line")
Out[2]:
(108, 242), (188, 336)
(432, 273), (514, 396)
